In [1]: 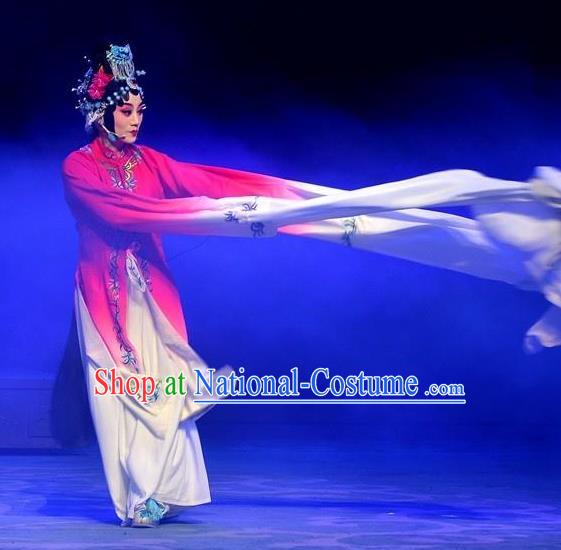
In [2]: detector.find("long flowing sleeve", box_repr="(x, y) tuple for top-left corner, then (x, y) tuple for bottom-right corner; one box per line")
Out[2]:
(278, 167), (561, 354)
(144, 146), (535, 219)
(62, 151), (278, 237)
(139, 145), (306, 201)
(141, 147), (536, 236)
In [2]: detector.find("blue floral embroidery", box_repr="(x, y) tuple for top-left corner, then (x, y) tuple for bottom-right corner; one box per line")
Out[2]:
(108, 248), (139, 371)
(224, 211), (240, 223)
(126, 254), (147, 292)
(250, 222), (265, 237)
(139, 256), (153, 293)
(129, 239), (153, 293)
(242, 199), (258, 211)
(225, 197), (266, 237)
(135, 378), (162, 407)
(342, 217), (357, 247)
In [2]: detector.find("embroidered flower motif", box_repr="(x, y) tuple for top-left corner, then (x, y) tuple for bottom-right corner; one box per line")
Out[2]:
(139, 256), (153, 293)
(342, 217), (357, 247)
(242, 200), (258, 211)
(224, 197), (268, 237)
(105, 149), (142, 191)
(126, 253), (147, 293)
(121, 349), (137, 367)
(224, 211), (240, 223)
(126, 240), (153, 293)
(250, 222), (265, 237)
(135, 378), (162, 406)
(103, 148), (126, 160)
(108, 248), (139, 372)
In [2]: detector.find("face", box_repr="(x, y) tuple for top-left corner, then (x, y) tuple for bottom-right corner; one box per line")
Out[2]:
(113, 92), (146, 144)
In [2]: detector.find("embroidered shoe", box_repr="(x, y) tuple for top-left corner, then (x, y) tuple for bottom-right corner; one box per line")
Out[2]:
(131, 498), (170, 528)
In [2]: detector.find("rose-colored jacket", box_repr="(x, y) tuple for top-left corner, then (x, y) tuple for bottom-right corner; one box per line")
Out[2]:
(62, 136), (303, 371)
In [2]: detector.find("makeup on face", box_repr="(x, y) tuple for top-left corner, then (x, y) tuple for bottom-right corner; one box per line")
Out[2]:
(113, 94), (146, 143)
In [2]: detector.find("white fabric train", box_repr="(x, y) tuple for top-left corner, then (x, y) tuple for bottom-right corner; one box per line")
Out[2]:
(255, 167), (561, 353)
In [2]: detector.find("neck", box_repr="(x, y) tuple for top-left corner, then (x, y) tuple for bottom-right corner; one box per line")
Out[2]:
(99, 133), (128, 154)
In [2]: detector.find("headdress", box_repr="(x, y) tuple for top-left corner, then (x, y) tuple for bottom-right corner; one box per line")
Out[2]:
(71, 43), (146, 130)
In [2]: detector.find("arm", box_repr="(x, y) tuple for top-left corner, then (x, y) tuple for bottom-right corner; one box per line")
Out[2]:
(140, 145), (312, 201)
(62, 152), (277, 238)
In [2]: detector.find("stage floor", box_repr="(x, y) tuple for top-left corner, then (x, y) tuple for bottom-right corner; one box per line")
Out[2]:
(1, 433), (561, 549)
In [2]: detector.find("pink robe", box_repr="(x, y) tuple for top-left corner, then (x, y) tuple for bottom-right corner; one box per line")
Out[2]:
(62, 136), (307, 376)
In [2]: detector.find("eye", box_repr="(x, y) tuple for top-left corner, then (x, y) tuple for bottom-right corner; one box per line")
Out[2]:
(121, 110), (132, 116)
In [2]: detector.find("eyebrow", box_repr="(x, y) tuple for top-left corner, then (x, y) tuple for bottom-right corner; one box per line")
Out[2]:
(120, 102), (146, 107)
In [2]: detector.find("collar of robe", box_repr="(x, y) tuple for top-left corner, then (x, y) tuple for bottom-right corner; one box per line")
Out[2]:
(94, 135), (137, 163)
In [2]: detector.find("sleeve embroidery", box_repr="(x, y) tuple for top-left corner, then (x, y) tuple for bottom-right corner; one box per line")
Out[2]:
(342, 217), (358, 247)
(63, 152), (279, 237)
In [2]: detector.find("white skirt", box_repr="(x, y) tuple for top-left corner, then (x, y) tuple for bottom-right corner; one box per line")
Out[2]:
(73, 251), (228, 521)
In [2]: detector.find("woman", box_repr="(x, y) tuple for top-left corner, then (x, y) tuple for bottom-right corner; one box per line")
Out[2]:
(64, 43), (561, 527)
